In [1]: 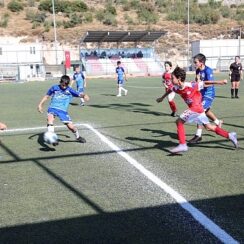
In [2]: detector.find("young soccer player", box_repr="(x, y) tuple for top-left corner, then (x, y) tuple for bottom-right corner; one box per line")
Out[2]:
(38, 75), (89, 145)
(229, 56), (243, 98)
(156, 66), (238, 154)
(188, 53), (223, 144)
(116, 60), (128, 97)
(71, 65), (86, 106)
(162, 61), (177, 117)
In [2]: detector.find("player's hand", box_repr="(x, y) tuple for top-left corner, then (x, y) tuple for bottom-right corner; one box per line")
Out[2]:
(83, 94), (90, 101)
(38, 105), (43, 113)
(222, 79), (228, 84)
(0, 122), (7, 130)
(156, 97), (163, 103)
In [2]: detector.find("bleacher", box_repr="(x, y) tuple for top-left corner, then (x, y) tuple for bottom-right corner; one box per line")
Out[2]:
(81, 48), (164, 77)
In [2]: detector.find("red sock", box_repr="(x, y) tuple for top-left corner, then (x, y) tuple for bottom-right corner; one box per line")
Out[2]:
(169, 101), (177, 112)
(215, 126), (229, 138)
(177, 121), (186, 144)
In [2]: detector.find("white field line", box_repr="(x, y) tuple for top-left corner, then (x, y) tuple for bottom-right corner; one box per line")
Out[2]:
(84, 123), (239, 244)
(0, 123), (239, 244)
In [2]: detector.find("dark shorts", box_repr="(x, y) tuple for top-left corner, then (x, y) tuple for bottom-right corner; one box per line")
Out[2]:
(231, 74), (241, 82)
(47, 108), (72, 123)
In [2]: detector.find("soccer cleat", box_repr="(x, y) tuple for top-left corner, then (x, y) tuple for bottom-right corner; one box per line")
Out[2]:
(231, 96), (234, 99)
(125, 90), (128, 96)
(188, 135), (202, 144)
(116, 94), (121, 97)
(77, 136), (86, 143)
(235, 96), (239, 99)
(170, 144), (188, 153)
(80, 102), (85, 106)
(170, 111), (177, 117)
(229, 132), (238, 148)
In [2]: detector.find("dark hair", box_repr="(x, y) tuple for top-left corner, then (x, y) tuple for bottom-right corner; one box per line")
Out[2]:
(117, 61), (121, 65)
(164, 61), (172, 67)
(194, 53), (206, 64)
(60, 75), (70, 85)
(172, 66), (186, 82)
(235, 56), (240, 59)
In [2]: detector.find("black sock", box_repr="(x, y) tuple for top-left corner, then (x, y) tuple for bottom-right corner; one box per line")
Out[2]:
(235, 89), (239, 97)
(231, 89), (234, 97)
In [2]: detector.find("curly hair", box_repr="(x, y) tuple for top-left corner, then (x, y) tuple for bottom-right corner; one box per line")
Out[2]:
(172, 66), (186, 82)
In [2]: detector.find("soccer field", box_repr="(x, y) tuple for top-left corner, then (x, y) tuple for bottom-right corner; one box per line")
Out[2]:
(0, 75), (243, 243)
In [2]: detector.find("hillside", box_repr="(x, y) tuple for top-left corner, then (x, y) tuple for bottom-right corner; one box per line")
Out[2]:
(0, 0), (243, 62)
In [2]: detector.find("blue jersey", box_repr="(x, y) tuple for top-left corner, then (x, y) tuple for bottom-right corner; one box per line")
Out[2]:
(196, 66), (215, 99)
(73, 71), (85, 89)
(116, 66), (125, 82)
(47, 85), (80, 112)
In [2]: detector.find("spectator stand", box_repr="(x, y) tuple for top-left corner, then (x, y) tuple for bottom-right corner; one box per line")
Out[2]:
(79, 31), (166, 78)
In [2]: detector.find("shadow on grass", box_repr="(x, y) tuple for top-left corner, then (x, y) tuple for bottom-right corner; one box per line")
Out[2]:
(0, 194), (243, 243)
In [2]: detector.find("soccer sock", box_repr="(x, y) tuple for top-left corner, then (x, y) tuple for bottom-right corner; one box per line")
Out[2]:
(80, 97), (85, 103)
(231, 89), (234, 97)
(214, 119), (220, 126)
(215, 126), (229, 138)
(47, 124), (54, 132)
(168, 101), (177, 112)
(235, 89), (239, 97)
(73, 129), (80, 139)
(118, 87), (122, 95)
(177, 121), (186, 144)
(196, 128), (202, 137)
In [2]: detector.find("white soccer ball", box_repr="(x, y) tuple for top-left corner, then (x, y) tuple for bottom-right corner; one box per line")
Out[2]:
(43, 132), (58, 144)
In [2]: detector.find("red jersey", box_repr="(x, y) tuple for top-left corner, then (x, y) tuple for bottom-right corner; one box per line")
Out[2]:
(172, 81), (204, 113)
(162, 72), (173, 89)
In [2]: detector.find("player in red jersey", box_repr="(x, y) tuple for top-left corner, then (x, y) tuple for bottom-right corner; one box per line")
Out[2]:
(156, 66), (238, 153)
(162, 61), (177, 117)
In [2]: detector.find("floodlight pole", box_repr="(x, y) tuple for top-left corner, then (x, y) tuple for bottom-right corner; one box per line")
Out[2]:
(187, 0), (190, 70)
(52, 0), (58, 65)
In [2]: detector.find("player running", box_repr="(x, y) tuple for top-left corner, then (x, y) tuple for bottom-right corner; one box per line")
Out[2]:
(38, 75), (89, 145)
(71, 65), (86, 106)
(162, 61), (177, 117)
(188, 53), (223, 144)
(116, 60), (128, 97)
(156, 66), (238, 154)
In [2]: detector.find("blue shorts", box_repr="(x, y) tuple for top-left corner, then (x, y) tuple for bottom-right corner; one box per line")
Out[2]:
(47, 108), (72, 123)
(118, 79), (124, 85)
(202, 96), (214, 110)
(77, 86), (84, 93)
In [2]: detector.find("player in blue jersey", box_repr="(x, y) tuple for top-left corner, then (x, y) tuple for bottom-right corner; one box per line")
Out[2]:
(38, 75), (89, 145)
(188, 53), (223, 144)
(116, 60), (128, 97)
(71, 65), (86, 106)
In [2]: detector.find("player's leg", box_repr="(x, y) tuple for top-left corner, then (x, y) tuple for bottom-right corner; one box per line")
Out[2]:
(167, 91), (177, 117)
(204, 123), (238, 148)
(117, 82), (122, 96)
(170, 109), (198, 153)
(205, 109), (223, 127)
(66, 122), (86, 143)
(231, 79), (235, 98)
(47, 109), (56, 133)
(235, 79), (240, 98)
(78, 87), (85, 105)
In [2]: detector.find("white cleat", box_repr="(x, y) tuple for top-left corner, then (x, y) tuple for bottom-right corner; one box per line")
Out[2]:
(170, 144), (188, 154)
(116, 94), (121, 97)
(125, 90), (128, 96)
(229, 132), (238, 148)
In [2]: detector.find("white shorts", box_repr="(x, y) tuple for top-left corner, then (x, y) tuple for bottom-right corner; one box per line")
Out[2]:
(180, 109), (210, 125)
(167, 91), (175, 102)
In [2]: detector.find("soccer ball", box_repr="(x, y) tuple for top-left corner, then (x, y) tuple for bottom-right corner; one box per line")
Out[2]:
(43, 131), (58, 144)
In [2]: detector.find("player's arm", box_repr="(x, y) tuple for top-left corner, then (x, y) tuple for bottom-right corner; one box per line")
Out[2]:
(156, 90), (172, 103)
(38, 95), (50, 113)
(204, 79), (227, 86)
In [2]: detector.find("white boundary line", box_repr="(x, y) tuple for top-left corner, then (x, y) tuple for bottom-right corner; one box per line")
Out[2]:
(84, 124), (238, 244)
(0, 123), (239, 243)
